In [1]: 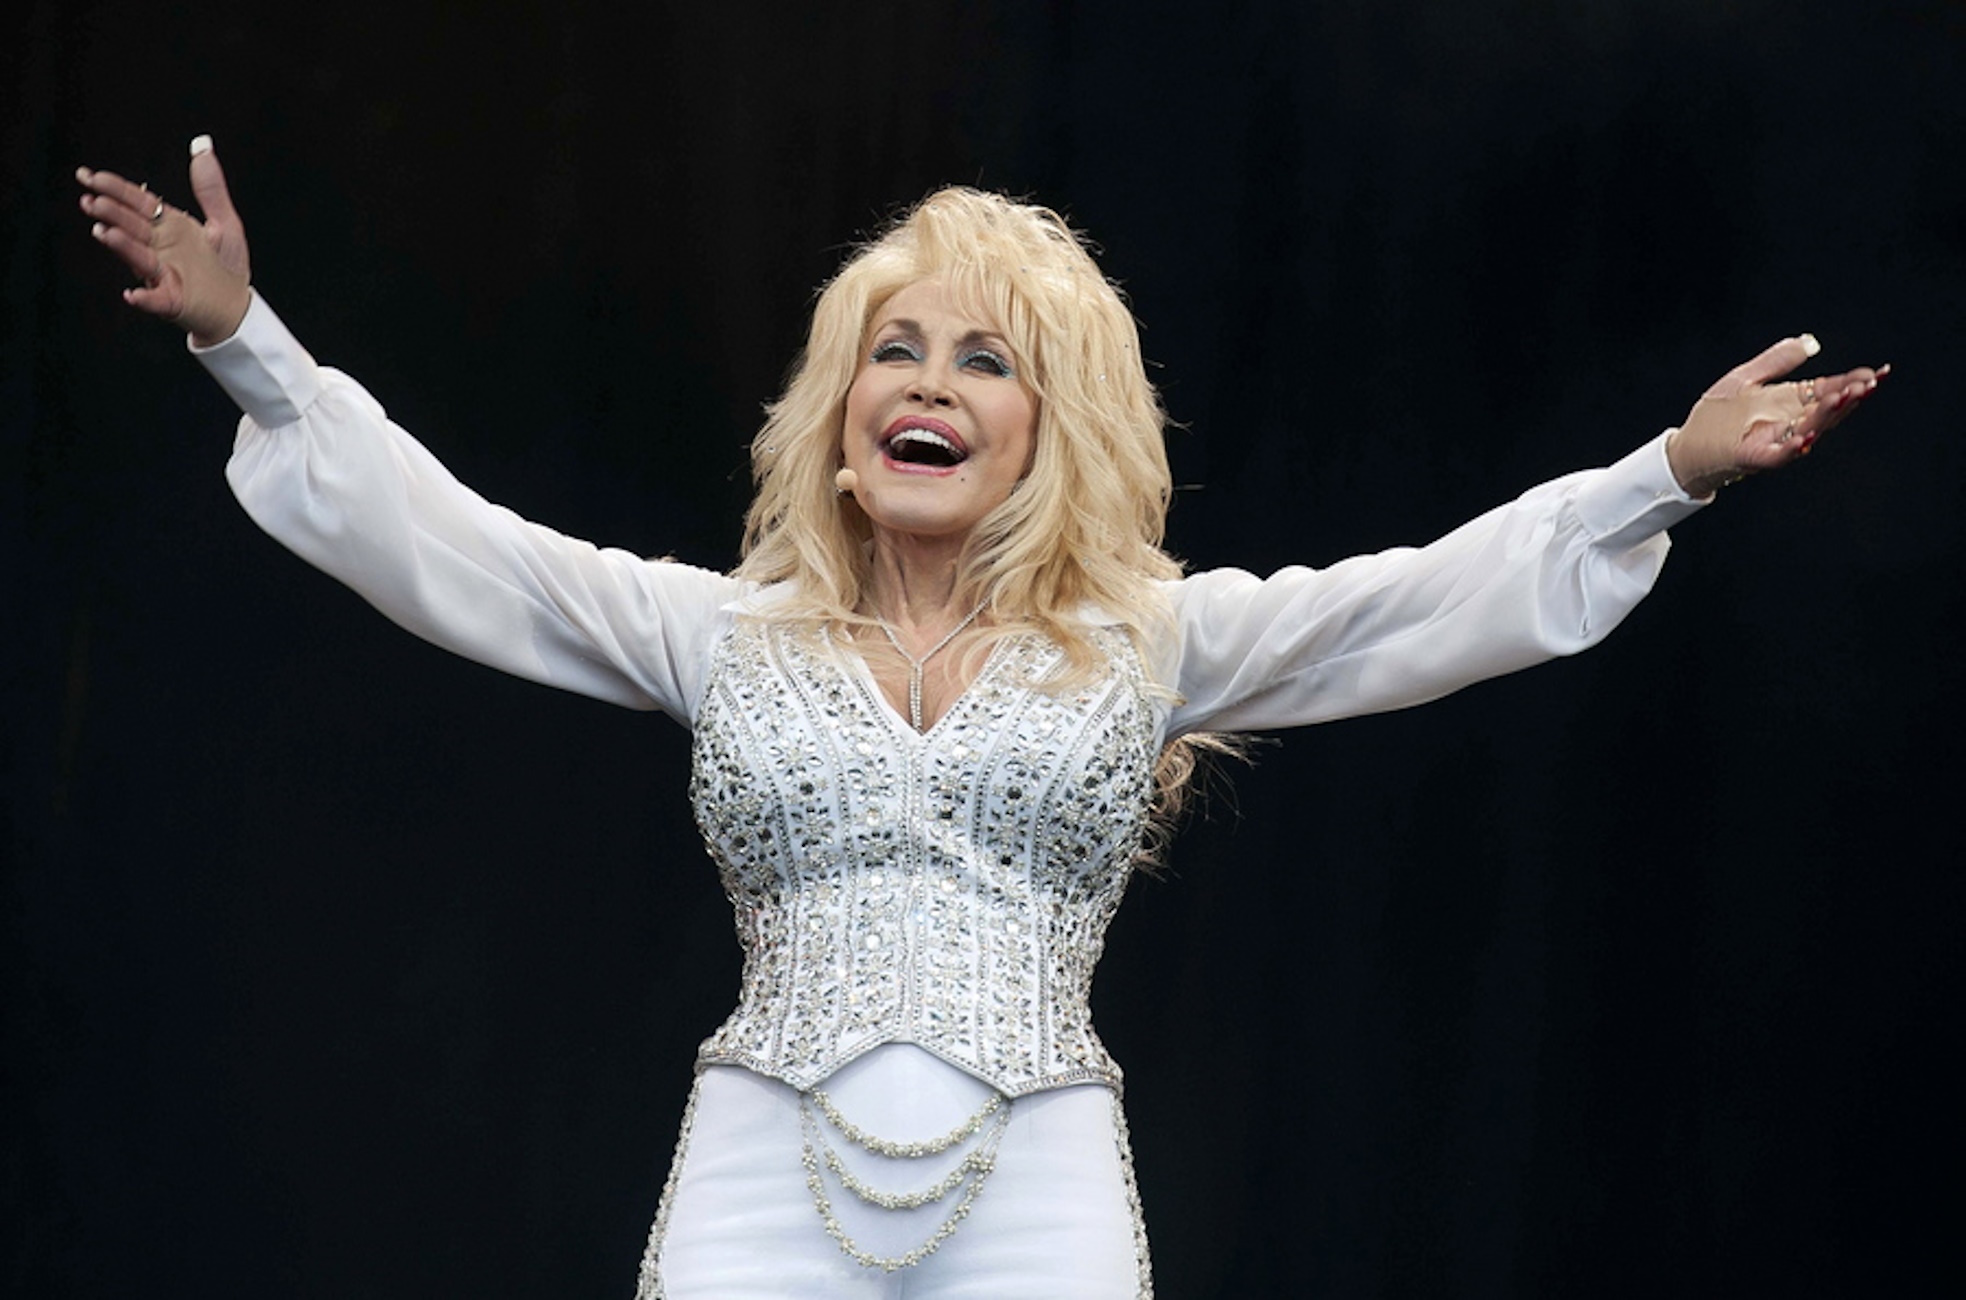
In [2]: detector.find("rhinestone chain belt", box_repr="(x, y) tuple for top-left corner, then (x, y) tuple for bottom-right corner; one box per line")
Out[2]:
(797, 1086), (1012, 1271)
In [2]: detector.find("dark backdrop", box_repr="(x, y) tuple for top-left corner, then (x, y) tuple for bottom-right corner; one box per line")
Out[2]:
(7, 2), (1961, 1296)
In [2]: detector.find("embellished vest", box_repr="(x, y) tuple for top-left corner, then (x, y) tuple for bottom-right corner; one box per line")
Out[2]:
(689, 619), (1162, 1097)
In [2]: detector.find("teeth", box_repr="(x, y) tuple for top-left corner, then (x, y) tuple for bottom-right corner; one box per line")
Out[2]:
(888, 428), (963, 458)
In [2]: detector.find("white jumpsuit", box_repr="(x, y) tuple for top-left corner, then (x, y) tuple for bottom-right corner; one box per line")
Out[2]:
(195, 292), (1705, 1296)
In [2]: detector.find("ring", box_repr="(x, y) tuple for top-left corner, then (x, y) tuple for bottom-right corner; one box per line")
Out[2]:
(1780, 422), (1796, 442)
(1800, 379), (1817, 405)
(150, 199), (166, 223)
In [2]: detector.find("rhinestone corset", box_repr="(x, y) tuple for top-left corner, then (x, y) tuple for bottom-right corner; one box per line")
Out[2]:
(689, 619), (1162, 1097)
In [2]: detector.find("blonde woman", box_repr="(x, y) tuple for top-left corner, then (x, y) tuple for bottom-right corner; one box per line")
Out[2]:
(78, 140), (1883, 1298)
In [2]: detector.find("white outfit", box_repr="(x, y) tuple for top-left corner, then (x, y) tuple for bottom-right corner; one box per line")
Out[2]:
(651, 1052), (1145, 1298)
(192, 292), (1706, 1296)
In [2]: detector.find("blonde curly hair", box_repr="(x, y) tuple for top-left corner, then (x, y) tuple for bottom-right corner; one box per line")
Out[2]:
(732, 187), (1234, 838)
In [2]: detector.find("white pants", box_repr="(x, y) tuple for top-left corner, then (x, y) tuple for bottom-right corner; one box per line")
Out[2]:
(636, 1045), (1151, 1298)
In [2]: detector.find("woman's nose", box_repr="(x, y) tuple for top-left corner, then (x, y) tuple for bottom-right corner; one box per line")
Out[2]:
(907, 375), (956, 407)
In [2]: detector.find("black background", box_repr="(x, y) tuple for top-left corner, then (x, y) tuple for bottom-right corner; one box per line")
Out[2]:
(6, 2), (1962, 1295)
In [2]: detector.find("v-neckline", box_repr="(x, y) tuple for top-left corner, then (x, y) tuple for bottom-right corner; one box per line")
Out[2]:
(838, 629), (1014, 742)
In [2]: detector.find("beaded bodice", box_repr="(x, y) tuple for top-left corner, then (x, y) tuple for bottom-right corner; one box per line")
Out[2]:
(689, 619), (1162, 1097)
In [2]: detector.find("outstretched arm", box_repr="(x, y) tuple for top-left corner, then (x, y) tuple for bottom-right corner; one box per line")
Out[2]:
(77, 135), (252, 347)
(74, 138), (736, 722)
(1167, 338), (1891, 737)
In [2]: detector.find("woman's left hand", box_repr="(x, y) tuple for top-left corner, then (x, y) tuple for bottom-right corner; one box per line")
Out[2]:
(1667, 336), (1888, 497)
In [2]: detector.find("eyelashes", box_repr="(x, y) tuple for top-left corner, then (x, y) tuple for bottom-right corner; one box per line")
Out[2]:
(870, 339), (922, 364)
(959, 347), (1014, 378)
(867, 337), (1017, 379)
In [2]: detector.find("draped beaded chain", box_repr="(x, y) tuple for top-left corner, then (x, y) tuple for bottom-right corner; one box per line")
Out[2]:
(797, 1087), (1012, 1271)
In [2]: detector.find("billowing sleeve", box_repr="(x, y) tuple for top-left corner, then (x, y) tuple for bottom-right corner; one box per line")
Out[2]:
(1162, 439), (1707, 738)
(195, 292), (737, 723)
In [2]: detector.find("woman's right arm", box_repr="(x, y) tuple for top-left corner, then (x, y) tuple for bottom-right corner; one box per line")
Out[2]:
(78, 140), (734, 721)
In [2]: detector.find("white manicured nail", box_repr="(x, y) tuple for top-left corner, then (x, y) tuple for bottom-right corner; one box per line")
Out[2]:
(1799, 333), (1821, 357)
(190, 134), (214, 156)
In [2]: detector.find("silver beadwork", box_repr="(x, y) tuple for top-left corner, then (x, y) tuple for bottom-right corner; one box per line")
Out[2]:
(634, 1073), (705, 1300)
(798, 1089), (1011, 1271)
(808, 1086), (1002, 1157)
(812, 1131), (996, 1210)
(689, 621), (1160, 1097)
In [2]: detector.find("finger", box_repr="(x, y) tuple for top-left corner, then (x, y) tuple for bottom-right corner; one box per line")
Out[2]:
(122, 280), (185, 319)
(90, 218), (163, 282)
(80, 187), (163, 246)
(75, 165), (164, 223)
(1796, 366), (1885, 439)
(93, 226), (182, 318)
(1703, 334), (1822, 399)
(1756, 365), (1889, 467)
(1734, 411), (1817, 473)
(186, 135), (239, 227)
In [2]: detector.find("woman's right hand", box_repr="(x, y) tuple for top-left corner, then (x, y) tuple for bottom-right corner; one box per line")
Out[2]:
(77, 135), (253, 347)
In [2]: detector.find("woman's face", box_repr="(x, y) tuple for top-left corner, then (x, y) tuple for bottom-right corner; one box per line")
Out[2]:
(840, 279), (1037, 546)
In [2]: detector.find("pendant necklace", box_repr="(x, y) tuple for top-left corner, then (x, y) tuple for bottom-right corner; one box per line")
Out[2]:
(877, 601), (987, 731)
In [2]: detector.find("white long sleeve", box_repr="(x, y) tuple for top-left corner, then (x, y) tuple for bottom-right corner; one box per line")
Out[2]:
(1161, 435), (1705, 737)
(197, 292), (739, 722)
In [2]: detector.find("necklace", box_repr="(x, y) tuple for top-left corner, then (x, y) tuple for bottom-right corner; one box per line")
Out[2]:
(876, 601), (987, 731)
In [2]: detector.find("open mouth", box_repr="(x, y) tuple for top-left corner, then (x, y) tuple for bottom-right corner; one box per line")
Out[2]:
(881, 423), (970, 469)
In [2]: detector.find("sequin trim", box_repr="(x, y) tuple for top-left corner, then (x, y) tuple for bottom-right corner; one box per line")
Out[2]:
(1112, 1087), (1155, 1298)
(632, 1072), (703, 1300)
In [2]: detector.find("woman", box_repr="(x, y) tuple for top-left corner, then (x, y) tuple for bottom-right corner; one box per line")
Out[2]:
(78, 139), (1883, 1298)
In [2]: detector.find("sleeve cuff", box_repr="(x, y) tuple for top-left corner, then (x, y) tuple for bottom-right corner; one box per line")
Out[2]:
(188, 290), (325, 428)
(1572, 429), (1708, 550)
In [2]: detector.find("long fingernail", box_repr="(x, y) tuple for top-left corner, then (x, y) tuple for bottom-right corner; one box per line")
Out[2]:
(1800, 333), (1821, 357)
(75, 165), (91, 182)
(1877, 363), (1892, 378)
(90, 222), (105, 240)
(190, 134), (213, 156)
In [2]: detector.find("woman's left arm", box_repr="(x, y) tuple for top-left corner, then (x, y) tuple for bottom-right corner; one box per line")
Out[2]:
(1164, 338), (1888, 738)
